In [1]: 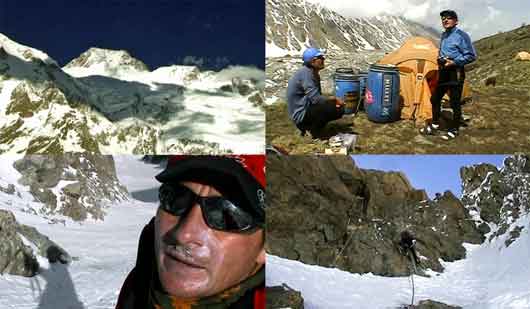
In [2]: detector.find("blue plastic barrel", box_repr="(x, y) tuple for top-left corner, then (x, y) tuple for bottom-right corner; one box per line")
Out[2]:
(334, 68), (361, 114)
(364, 64), (400, 123)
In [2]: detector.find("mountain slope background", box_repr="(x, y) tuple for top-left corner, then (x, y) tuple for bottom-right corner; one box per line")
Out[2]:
(266, 0), (439, 57)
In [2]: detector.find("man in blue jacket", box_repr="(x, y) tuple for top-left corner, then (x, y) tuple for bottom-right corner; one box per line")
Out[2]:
(421, 10), (477, 140)
(287, 48), (344, 138)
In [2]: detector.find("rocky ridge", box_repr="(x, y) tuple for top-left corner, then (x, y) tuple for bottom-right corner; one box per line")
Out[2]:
(13, 154), (128, 221)
(460, 155), (530, 247)
(266, 0), (439, 57)
(267, 155), (484, 277)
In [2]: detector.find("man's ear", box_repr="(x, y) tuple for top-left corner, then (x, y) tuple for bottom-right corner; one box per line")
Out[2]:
(256, 247), (266, 266)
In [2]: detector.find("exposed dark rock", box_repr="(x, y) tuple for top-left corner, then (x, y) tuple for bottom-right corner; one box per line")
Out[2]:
(267, 155), (484, 276)
(17, 224), (71, 264)
(460, 155), (530, 246)
(0, 183), (16, 195)
(248, 92), (264, 107)
(266, 285), (304, 309)
(414, 299), (462, 309)
(505, 226), (524, 247)
(13, 154), (128, 221)
(0, 209), (39, 276)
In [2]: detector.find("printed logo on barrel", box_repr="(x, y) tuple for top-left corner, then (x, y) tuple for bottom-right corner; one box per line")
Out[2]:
(365, 89), (374, 104)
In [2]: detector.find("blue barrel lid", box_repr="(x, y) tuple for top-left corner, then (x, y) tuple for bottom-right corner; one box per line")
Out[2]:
(369, 63), (399, 72)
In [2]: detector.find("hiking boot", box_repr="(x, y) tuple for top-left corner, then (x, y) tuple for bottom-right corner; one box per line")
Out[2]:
(419, 123), (439, 135)
(441, 129), (458, 140)
(309, 128), (323, 139)
(300, 128), (307, 137)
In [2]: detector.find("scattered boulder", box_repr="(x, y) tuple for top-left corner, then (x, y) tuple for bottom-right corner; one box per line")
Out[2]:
(0, 183), (16, 195)
(484, 74), (497, 87)
(0, 209), (39, 276)
(13, 153), (128, 221)
(266, 285), (304, 309)
(514, 51), (530, 61)
(412, 299), (462, 309)
(17, 224), (71, 264)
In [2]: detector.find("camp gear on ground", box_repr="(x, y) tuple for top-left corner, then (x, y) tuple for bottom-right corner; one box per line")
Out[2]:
(326, 133), (357, 154)
(159, 183), (259, 232)
(334, 68), (362, 114)
(365, 64), (400, 123)
(377, 37), (472, 125)
(156, 156), (265, 226)
(302, 47), (324, 63)
(440, 9), (458, 20)
(287, 66), (327, 125)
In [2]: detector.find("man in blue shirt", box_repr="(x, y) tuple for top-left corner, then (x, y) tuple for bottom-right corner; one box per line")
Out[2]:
(287, 48), (344, 138)
(421, 10), (477, 140)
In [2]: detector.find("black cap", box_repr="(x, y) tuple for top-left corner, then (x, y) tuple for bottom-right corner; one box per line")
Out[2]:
(440, 10), (458, 20)
(155, 156), (265, 226)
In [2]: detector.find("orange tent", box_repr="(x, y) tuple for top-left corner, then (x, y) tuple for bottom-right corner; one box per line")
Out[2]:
(378, 37), (471, 125)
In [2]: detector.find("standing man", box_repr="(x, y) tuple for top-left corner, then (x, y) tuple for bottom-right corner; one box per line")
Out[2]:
(421, 10), (476, 140)
(287, 47), (344, 138)
(116, 155), (266, 309)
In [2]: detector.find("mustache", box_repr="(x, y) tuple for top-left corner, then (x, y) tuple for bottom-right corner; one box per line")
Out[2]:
(168, 243), (193, 258)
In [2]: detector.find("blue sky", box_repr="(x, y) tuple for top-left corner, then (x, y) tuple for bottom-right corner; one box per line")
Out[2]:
(353, 155), (506, 198)
(0, 1), (264, 70)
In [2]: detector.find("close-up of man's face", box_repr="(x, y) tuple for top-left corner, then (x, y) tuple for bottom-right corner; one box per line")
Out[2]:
(441, 15), (457, 29)
(311, 55), (326, 70)
(154, 181), (265, 299)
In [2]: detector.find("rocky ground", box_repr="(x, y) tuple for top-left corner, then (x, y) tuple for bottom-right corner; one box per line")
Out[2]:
(267, 84), (530, 154)
(14, 154), (128, 221)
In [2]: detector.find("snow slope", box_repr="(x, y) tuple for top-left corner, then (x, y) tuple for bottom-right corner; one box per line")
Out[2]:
(268, 221), (530, 309)
(0, 156), (162, 308)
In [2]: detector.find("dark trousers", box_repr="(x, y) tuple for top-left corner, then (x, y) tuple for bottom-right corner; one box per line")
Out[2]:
(298, 102), (344, 134)
(430, 67), (465, 130)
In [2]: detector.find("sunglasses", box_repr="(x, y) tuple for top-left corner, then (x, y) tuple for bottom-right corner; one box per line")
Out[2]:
(441, 16), (454, 21)
(158, 183), (259, 233)
(315, 55), (325, 60)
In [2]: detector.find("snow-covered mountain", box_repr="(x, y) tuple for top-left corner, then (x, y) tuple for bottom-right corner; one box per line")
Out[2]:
(267, 155), (530, 308)
(266, 0), (440, 57)
(0, 33), (265, 154)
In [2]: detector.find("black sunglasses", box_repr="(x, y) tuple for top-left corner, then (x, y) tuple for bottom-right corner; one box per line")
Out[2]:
(441, 16), (454, 21)
(315, 55), (325, 60)
(158, 183), (258, 233)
